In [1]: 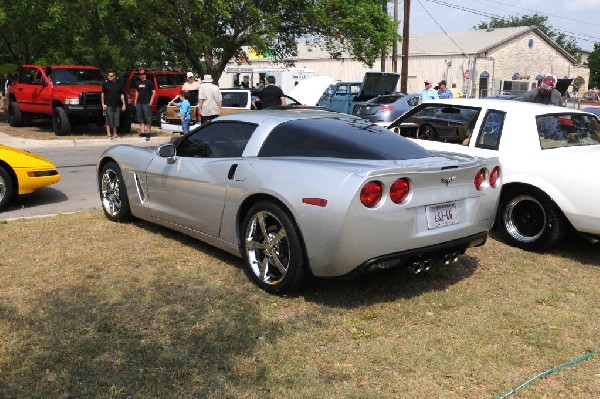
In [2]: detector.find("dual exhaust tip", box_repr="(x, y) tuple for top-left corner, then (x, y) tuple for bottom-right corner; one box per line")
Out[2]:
(406, 251), (461, 274)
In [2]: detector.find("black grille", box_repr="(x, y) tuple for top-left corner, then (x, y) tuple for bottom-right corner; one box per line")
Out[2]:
(81, 92), (101, 108)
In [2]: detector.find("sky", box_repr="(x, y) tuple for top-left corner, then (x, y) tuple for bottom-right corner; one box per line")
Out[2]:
(406, 0), (600, 51)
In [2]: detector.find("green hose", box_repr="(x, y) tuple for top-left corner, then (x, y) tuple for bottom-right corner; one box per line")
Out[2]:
(496, 350), (598, 399)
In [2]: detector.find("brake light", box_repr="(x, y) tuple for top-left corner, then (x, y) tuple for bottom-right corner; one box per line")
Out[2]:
(360, 181), (383, 208)
(489, 166), (501, 188)
(379, 105), (395, 112)
(390, 178), (410, 203)
(474, 168), (486, 191)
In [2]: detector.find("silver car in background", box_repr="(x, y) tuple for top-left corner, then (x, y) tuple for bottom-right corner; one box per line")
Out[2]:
(98, 110), (501, 294)
(353, 93), (420, 127)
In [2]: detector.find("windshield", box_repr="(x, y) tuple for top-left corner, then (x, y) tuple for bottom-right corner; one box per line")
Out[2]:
(155, 74), (185, 88)
(537, 114), (600, 149)
(52, 68), (105, 85)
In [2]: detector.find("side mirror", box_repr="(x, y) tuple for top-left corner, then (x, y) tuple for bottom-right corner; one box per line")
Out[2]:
(157, 143), (176, 163)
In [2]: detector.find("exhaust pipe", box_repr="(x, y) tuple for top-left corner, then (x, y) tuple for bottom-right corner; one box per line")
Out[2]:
(407, 258), (433, 274)
(443, 251), (461, 265)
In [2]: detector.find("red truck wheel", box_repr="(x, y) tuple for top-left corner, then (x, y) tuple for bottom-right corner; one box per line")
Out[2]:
(7, 101), (23, 127)
(52, 107), (71, 136)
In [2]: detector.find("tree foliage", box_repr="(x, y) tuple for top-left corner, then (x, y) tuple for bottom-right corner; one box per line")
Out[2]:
(474, 13), (580, 58)
(0, 0), (397, 81)
(588, 43), (600, 89)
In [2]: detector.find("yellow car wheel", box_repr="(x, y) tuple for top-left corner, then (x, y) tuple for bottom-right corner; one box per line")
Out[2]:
(0, 166), (14, 211)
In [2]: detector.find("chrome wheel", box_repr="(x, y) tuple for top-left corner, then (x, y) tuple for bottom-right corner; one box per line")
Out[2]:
(0, 166), (13, 211)
(245, 210), (290, 286)
(99, 162), (132, 222)
(242, 201), (307, 294)
(497, 189), (565, 251)
(503, 194), (546, 243)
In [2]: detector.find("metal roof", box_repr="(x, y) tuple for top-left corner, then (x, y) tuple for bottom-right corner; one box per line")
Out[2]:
(408, 27), (532, 56)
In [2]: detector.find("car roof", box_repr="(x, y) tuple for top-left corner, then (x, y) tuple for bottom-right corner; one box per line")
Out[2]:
(421, 99), (589, 115)
(215, 109), (352, 124)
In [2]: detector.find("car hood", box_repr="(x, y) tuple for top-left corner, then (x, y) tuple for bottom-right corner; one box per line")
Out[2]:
(0, 144), (56, 168)
(288, 76), (337, 105)
(359, 72), (400, 99)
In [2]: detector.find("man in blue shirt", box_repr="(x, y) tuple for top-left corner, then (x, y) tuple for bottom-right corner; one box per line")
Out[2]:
(419, 79), (439, 104)
(438, 80), (454, 99)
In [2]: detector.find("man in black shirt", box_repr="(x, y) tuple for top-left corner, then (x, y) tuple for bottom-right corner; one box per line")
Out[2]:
(257, 76), (286, 109)
(101, 70), (126, 139)
(134, 70), (156, 137)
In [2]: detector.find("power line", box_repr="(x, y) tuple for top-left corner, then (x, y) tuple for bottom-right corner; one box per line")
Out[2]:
(416, 0), (470, 56)
(423, 0), (600, 45)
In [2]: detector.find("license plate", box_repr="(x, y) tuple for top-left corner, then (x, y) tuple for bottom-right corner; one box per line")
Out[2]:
(426, 201), (459, 229)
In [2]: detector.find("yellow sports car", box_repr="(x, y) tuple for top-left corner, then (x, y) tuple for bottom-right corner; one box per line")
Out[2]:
(0, 144), (61, 211)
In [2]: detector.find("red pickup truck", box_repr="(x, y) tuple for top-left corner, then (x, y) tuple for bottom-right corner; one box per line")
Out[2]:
(121, 70), (186, 124)
(7, 65), (131, 135)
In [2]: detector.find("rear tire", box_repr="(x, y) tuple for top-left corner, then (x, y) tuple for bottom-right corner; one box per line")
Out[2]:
(52, 107), (71, 136)
(7, 101), (23, 127)
(241, 201), (307, 294)
(0, 166), (14, 211)
(496, 188), (566, 251)
(99, 161), (132, 222)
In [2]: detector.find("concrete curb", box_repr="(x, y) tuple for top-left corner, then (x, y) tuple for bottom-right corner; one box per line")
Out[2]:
(0, 131), (175, 149)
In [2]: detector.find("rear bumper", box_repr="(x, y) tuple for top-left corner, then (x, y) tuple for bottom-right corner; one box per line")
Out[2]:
(340, 232), (487, 279)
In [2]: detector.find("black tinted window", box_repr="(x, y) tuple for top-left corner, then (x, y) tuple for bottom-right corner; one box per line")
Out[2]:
(259, 117), (431, 160)
(222, 91), (249, 107)
(177, 121), (257, 158)
(155, 73), (185, 88)
(53, 68), (105, 85)
(475, 110), (505, 150)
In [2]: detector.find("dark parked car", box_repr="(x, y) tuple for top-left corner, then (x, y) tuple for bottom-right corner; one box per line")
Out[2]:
(353, 93), (420, 126)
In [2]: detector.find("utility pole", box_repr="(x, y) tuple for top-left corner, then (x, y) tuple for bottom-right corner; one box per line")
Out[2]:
(400, 0), (410, 93)
(392, 0), (398, 72)
(381, 0), (387, 71)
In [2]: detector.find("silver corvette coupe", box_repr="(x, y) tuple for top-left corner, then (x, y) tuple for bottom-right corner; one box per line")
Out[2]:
(97, 110), (501, 294)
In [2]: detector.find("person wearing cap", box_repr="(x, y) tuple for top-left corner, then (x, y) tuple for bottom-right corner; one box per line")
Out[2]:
(418, 79), (439, 105)
(197, 74), (222, 125)
(521, 75), (562, 106)
(437, 80), (454, 99)
(182, 72), (200, 91)
(133, 70), (156, 137)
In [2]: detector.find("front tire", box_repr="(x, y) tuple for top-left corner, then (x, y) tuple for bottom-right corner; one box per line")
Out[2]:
(0, 166), (14, 211)
(7, 100), (23, 127)
(496, 189), (566, 251)
(242, 201), (307, 294)
(52, 107), (71, 136)
(99, 161), (132, 222)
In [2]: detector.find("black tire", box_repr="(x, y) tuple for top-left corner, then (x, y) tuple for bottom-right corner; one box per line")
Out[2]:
(7, 100), (23, 127)
(99, 161), (132, 223)
(418, 124), (438, 140)
(496, 188), (566, 251)
(52, 107), (71, 136)
(0, 166), (14, 211)
(117, 109), (132, 134)
(241, 201), (307, 294)
(155, 105), (167, 126)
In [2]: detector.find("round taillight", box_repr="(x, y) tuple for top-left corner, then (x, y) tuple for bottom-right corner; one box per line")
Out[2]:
(474, 168), (486, 191)
(360, 181), (383, 208)
(489, 166), (501, 188)
(390, 178), (410, 203)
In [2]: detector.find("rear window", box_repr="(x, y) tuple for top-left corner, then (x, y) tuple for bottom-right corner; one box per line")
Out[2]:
(537, 114), (600, 149)
(154, 73), (185, 88)
(259, 117), (432, 160)
(370, 94), (403, 104)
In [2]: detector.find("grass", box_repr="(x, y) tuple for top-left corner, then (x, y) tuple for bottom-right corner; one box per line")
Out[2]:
(0, 113), (172, 140)
(0, 211), (598, 398)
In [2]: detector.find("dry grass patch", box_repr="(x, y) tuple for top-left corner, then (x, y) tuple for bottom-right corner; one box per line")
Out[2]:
(0, 114), (172, 140)
(0, 211), (598, 398)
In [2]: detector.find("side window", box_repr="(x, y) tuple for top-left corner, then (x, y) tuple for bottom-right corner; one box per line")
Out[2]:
(475, 110), (505, 150)
(20, 67), (38, 84)
(177, 122), (257, 158)
(407, 96), (419, 106)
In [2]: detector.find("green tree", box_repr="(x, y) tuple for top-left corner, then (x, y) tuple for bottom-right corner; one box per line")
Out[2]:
(474, 13), (580, 58)
(118, 0), (398, 80)
(587, 43), (600, 89)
